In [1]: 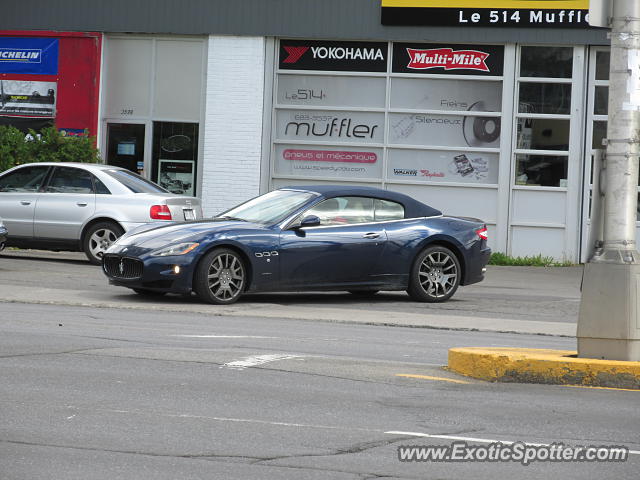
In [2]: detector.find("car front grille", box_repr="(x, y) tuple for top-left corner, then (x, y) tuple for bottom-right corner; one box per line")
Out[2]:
(103, 255), (143, 279)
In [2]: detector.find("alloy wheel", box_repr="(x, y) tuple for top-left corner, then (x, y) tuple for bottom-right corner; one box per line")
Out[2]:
(88, 228), (119, 260)
(206, 252), (245, 302)
(418, 250), (458, 299)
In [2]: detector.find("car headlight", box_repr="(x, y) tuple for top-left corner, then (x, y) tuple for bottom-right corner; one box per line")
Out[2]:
(151, 242), (200, 256)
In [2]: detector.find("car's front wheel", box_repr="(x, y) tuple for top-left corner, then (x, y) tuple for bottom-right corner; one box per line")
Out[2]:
(407, 245), (461, 302)
(83, 221), (124, 265)
(194, 248), (246, 305)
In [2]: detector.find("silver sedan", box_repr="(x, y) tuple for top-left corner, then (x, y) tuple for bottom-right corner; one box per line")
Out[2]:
(0, 162), (203, 264)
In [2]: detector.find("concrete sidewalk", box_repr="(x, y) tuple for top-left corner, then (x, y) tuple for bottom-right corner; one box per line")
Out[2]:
(0, 249), (583, 336)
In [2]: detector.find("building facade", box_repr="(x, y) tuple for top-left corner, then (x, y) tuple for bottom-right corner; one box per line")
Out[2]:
(1, 0), (615, 261)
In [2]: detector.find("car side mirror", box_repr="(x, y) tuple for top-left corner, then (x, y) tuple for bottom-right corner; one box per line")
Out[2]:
(296, 215), (321, 229)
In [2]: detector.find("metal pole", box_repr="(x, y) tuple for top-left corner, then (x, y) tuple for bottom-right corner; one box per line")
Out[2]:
(577, 0), (640, 361)
(602, 0), (640, 256)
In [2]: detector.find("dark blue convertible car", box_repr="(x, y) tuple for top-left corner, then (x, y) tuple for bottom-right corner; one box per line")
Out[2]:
(102, 186), (490, 304)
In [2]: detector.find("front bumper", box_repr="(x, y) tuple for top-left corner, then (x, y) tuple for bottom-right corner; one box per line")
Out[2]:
(102, 253), (196, 294)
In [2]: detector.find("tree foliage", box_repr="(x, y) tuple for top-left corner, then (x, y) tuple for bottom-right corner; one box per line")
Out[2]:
(0, 125), (101, 173)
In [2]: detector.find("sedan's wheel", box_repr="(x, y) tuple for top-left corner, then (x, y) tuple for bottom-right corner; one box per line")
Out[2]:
(194, 248), (246, 305)
(407, 245), (461, 302)
(83, 222), (124, 265)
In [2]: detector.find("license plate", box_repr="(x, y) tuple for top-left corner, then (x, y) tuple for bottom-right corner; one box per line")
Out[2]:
(183, 209), (195, 220)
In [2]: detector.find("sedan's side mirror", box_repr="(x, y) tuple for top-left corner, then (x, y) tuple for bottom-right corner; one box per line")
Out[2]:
(297, 215), (321, 229)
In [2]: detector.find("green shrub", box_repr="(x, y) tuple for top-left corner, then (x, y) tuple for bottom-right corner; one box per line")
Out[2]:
(489, 252), (574, 267)
(0, 125), (101, 172)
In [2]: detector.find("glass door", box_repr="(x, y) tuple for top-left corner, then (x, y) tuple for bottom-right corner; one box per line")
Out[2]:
(105, 123), (146, 175)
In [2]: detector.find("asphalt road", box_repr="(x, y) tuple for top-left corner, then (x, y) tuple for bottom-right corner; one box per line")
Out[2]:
(1, 302), (639, 480)
(0, 249), (582, 335)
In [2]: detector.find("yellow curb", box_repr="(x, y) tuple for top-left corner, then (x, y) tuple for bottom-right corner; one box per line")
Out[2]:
(448, 348), (640, 390)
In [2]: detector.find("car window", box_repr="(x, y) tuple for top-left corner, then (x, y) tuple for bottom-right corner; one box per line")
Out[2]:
(374, 199), (405, 221)
(305, 196), (374, 226)
(93, 175), (111, 194)
(45, 167), (94, 194)
(219, 189), (316, 224)
(104, 169), (169, 194)
(0, 165), (49, 192)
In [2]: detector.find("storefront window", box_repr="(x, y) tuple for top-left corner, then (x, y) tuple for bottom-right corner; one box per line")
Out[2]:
(520, 46), (573, 78)
(273, 40), (505, 186)
(594, 86), (608, 115)
(518, 83), (571, 115)
(151, 122), (199, 196)
(515, 155), (568, 187)
(515, 46), (573, 188)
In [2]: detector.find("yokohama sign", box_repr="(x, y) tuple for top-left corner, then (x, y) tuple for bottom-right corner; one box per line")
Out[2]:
(279, 40), (387, 72)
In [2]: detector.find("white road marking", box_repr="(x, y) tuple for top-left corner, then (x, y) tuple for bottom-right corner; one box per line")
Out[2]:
(222, 354), (302, 370)
(385, 431), (640, 455)
(171, 335), (277, 339)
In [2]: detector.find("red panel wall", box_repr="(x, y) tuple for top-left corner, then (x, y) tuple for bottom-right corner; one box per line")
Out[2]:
(0, 31), (101, 136)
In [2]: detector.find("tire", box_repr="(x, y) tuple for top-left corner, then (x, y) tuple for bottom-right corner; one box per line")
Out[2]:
(132, 288), (166, 297)
(194, 248), (246, 305)
(348, 290), (380, 297)
(83, 221), (124, 265)
(407, 245), (461, 303)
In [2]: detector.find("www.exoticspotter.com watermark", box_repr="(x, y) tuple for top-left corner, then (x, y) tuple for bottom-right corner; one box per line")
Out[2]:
(397, 442), (628, 466)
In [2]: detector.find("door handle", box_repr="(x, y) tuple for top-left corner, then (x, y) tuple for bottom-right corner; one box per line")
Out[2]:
(20, 201), (31, 206)
(76, 202), (88, 207)
(363, 232), (380, 239)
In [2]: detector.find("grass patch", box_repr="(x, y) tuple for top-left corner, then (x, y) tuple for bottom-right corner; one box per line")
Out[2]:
(488, 252), (574, 267)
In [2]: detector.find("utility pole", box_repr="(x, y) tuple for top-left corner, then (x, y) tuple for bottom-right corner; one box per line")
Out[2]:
(578, 0), (640, 361)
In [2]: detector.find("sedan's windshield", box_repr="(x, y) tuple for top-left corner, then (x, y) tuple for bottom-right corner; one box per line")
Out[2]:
(217, 190), (315, 225)
(104, 169), (169, 194)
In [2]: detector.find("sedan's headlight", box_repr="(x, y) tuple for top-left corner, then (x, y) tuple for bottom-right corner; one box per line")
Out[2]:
(151, 242), (200, 257)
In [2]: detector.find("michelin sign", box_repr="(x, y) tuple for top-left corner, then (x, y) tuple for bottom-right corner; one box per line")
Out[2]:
(382, 0), (591, 27)
(0, 37), (59, 75)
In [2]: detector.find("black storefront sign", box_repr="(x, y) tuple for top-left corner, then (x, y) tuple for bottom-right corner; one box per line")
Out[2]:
(381, 0), (590, 28)
(279, 40), (388, 73)
(392, 43), (504, 76)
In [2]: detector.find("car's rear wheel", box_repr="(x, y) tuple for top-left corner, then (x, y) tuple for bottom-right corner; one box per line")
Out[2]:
(83, 221), (124, 265)
(132, 288), (166, 297)
(407, 245), (461, 302)
(194, 248), (246, 305)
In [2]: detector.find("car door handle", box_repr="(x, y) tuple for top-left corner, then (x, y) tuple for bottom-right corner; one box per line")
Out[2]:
(76, 202), (88, 207)
(20, 200), (31, 206)
(363, 232), (380, 239)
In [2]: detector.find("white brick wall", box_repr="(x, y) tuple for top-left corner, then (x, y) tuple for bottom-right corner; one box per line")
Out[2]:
(201, 36), (265, 216)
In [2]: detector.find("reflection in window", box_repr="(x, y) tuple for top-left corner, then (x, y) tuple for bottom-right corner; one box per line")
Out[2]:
(519, 83), (571, 115)
(520, 46), (573, 78)
(517, 118), (570, 151)
(0, 166), (49, 192)
(306, 196), (374, 225)
(374, 199), (404, 221)
(594, 87), (609, 115)
(515, 155), (568, 187)
(592, 121), (607, 150)
(46, 167), (94, 194)
(595, 51), (610, 81)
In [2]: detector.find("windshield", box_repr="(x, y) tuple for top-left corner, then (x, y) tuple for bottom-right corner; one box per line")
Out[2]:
(217, 190), (316, 225)
(105, 169), (169, 194)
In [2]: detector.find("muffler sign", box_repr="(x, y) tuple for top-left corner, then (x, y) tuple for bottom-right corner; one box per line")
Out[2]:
(381, 0), (591, 28)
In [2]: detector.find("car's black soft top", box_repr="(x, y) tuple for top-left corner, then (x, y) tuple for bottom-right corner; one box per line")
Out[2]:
(283, 185), (442, 218)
